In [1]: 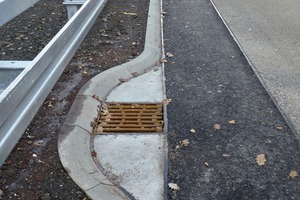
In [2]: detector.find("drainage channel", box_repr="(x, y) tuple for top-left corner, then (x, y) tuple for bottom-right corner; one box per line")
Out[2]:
(93, 103), (164, 133)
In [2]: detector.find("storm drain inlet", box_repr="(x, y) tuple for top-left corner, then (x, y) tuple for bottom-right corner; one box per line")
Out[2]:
(93, 103), (163, 133)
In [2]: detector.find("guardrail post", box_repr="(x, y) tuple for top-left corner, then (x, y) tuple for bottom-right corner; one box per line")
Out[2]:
(63, 0), (86, 19)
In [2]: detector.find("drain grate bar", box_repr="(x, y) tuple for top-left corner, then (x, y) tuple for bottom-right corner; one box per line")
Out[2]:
(94, 103), (163, 133)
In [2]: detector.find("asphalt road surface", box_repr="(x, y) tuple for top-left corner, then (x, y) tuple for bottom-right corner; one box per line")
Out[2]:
(212, 0), (300, 135)
(164, 0), (300, 199)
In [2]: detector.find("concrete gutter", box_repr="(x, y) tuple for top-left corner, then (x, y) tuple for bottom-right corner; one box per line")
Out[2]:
(58, 0), (162, 199)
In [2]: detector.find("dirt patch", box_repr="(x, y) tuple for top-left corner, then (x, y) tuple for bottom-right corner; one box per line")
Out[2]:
(0, 0), (148, 199)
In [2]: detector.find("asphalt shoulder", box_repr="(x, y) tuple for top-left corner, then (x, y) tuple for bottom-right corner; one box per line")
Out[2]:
(163, 0), (300, 199)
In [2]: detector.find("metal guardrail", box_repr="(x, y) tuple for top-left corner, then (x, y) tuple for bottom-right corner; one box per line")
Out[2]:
(0, 0), (108, 166)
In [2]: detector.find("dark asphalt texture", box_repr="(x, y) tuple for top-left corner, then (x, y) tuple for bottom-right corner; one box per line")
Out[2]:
(164, 0), (300, 199)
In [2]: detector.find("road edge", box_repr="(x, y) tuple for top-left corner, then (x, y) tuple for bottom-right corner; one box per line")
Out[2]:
(210, 0), (298, 135)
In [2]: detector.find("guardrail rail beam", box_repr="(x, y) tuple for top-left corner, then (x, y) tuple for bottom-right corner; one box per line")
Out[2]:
(0, 0), (108, 166)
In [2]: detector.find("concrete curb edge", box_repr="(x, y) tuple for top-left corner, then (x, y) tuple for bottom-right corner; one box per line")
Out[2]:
(58, 0), (163, 199)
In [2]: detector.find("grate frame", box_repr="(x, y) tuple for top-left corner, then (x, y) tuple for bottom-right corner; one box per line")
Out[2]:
(93, 103), (164, 134)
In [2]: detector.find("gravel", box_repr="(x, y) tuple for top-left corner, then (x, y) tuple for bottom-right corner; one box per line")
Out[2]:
(0, 0), (148, 199)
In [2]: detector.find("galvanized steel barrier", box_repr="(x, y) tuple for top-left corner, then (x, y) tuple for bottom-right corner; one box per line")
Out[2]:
(0, 0), (108, 166)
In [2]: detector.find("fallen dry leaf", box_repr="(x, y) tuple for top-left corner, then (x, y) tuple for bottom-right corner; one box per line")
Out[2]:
(228, 120), (236, 125)
(166, 52), (174, 58)
(163, 98), (172, 105)
(182, 139), (190, 147)
(78, 64), (83, 69)
(222, 154), (230, 157)
(190, 128), (196, 133)
(168, 183), (180, 190)
(44, 100), (53, 108)
(256, 154), (266, 166)
(288, 170), (298, 179)
(122, 12), (137, 16)
(214, 124), (221, 130)
(132, 72), (139, 77)
(91, 151), (97, 157)
(131, 42), (137, 46)
(161, 11), (167, 15)
(119, 78), (127, 82)
(33, 140), (43, 147)
(160, 58), (168, 63)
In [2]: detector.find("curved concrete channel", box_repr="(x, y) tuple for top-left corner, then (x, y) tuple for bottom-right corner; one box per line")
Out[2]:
(58, 0), (166, 199)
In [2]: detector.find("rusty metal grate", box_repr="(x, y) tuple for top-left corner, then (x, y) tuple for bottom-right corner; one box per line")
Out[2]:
(93, 103), (163, 133)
